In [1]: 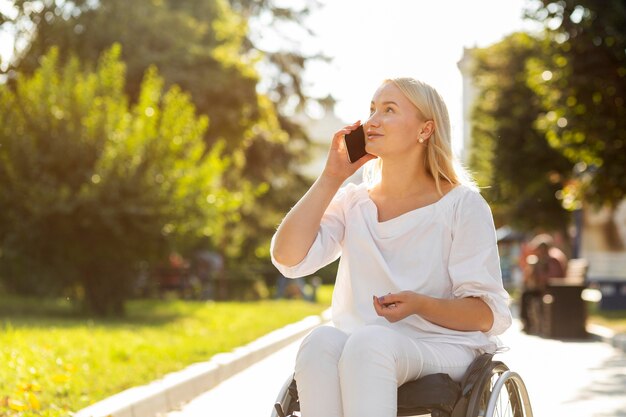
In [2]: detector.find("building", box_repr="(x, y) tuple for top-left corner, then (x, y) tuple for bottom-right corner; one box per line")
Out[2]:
(457, 47), (478, 165)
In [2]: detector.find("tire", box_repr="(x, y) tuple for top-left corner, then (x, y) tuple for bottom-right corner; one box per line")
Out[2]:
(465, 361), (533, 417)
(271, 376), (298, 417)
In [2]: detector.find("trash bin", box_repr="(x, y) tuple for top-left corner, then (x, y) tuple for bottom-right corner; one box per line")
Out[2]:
(594, 280), (626, 310)
(540, 280), (588, 339)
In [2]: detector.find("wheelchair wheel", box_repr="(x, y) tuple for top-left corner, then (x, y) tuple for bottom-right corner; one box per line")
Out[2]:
(465, 361), (533, 417)
(271, 375), (299, 417)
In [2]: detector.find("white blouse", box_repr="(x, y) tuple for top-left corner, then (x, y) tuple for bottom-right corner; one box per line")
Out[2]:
(271, 182), (512, 352)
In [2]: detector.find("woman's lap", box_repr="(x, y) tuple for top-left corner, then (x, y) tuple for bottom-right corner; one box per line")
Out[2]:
(294, 324), (476, 417)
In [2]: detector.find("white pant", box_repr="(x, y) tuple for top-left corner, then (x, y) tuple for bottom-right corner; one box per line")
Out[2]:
(294, 325), (476, 417)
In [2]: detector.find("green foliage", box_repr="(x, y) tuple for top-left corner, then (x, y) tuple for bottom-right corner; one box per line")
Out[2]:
(0, 295), (331, 416)
(525, 0), (626, 206)
(13, 0), (258, 148)
(5, 0), (312, 264)
(228, 0), (326, 110)
(0, 45), (243, 315)
(469, 32), (573, 232)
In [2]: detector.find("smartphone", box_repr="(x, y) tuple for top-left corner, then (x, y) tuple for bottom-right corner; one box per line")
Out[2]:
(344, 124), (367, 163)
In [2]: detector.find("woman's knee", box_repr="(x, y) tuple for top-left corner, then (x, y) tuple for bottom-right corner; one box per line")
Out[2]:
(295, 325), (348, 372)
(339, 326), (398, 369)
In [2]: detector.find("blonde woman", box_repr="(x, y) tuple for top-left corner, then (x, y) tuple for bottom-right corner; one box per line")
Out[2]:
(271, 78), (512, 417)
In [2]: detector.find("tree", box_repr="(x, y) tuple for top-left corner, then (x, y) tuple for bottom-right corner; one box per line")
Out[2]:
(2, 0), (313, 266)
(469, 32), (573, 233)
(228, 0), (325, 111)
(525, 0), (626, 207)
(9, 0), (260, 149)
(0, 45), (244, 315)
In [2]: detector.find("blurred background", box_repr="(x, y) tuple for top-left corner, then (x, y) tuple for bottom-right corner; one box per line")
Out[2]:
(2, 0), (624, 312)
(0, 0), (625, 415)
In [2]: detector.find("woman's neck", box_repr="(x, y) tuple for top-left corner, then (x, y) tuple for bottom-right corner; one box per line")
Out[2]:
(377, 157), (435, 198)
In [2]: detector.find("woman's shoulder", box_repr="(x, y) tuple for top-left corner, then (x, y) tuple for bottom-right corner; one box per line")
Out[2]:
(437, 183), (479, 207)
(332, 181), (369, 208)
(453, 185), (497, 227)
(448, 183), (489, 207)
(436, 183), (493, 225)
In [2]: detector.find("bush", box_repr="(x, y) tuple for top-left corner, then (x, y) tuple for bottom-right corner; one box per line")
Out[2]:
(0, 45), (246, 315)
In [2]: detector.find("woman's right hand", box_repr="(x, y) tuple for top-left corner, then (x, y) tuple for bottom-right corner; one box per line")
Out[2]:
(272, 122), (376, 267)
(321, 121), (377, 183)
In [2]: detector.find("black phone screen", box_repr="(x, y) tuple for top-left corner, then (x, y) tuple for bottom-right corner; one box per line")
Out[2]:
(344, 125), (367, 163)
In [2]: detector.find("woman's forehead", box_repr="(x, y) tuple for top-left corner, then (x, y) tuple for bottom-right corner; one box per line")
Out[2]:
(371, 82), (407, 105)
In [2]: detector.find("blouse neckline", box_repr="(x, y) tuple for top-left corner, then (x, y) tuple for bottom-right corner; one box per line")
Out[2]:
(359, 183), (463, 225)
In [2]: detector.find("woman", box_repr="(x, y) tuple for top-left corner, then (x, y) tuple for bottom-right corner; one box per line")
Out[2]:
(271, 78), (512, 417)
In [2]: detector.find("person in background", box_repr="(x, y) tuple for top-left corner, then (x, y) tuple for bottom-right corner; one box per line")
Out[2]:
(520, 233), (568, 333)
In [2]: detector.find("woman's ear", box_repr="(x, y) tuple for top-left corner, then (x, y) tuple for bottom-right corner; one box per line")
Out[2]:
(420, 120), (435, 140)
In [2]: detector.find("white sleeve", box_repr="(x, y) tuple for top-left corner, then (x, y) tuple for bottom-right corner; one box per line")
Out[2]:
(270, 185), (350, 278)
(448, 191), (512, 337)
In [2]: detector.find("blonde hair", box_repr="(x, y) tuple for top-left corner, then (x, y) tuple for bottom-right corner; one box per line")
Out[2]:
(363, 77), (476, 194)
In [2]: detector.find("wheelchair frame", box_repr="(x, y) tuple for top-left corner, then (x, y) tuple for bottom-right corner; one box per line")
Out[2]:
(271, 353), (533, 417)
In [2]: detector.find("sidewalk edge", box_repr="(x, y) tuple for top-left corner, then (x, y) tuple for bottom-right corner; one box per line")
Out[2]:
(75, 308), (331, 417)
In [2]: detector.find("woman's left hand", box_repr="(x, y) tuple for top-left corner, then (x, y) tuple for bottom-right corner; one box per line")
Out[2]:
(374, 291), (494, 332)
(373, 291), (420, 323)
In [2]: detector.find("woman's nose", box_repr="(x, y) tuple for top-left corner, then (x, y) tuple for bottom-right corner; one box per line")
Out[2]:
(365, 113), (380, 128)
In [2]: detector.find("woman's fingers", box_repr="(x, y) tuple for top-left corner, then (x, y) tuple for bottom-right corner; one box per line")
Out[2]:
(330, 121), (361, 150)
(378, 293), (403, 305)
(323, 120), (373, 180)
(373, 292), (410, 323)
(373, 294), (396, 311)
(372, 295), (383, 313)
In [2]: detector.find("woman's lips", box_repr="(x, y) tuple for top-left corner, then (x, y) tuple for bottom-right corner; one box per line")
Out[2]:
(367, 131), (383, 140)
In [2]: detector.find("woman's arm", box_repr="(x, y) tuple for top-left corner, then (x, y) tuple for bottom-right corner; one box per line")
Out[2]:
(272, 175), (344, 266)
(373, 291), (494, 332)
(272, 121), (375, 267)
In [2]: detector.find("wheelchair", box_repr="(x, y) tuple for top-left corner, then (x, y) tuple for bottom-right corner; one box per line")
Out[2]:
(271, 352), (533, 417)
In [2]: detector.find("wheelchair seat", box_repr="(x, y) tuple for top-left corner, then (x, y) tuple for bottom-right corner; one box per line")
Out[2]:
(272, 352), (533, 417)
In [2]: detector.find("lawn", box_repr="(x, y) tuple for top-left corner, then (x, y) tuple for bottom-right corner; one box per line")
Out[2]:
(586, 302), (626, 334)
(0, 286), (333, 417)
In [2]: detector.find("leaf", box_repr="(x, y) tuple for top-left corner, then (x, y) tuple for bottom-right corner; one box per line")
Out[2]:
(8, 398), (28, 411)
(28, 392), (41, 410)
(52, 374), (70, 384)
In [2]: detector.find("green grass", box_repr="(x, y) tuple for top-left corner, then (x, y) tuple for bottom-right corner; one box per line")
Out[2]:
(586, 302), (626, 334)
(0, 288), (333, 417)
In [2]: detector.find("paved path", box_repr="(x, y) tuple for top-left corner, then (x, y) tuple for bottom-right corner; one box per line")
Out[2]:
(167, 335), (302, 417)
(498, 320), (626, 417)
(169, 320), (626, 417)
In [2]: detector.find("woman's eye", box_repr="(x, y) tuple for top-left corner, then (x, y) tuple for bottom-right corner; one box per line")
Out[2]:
(385, 107), (394, 113)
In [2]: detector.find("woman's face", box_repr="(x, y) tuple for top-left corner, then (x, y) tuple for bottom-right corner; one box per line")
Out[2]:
(364, 82), (427, 158)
